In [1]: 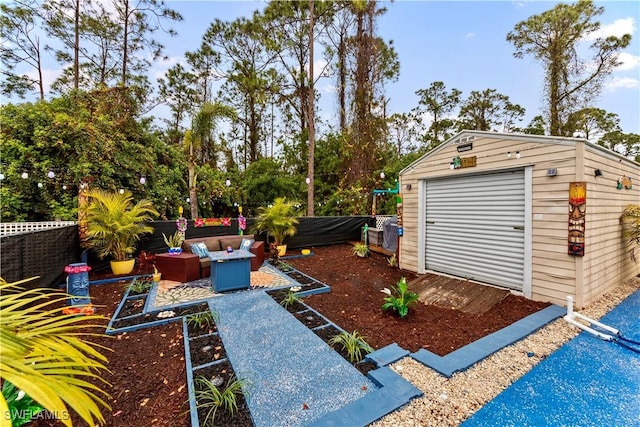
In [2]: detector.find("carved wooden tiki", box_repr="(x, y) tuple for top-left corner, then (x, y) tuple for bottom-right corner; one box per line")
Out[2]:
(568, 182), (586, 256)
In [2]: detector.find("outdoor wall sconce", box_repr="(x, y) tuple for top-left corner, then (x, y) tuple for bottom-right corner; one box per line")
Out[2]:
(405, 184), (412, 190)
(546, 168), (557, 177)
(449, 162), (455, 170)
(507, 151), (512, 159)
(515, 151), (521, 159)
(594, 169), (603, 177)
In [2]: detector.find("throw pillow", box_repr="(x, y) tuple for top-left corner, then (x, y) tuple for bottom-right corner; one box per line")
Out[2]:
(240, 238), (255, 251)
(191, 242), (209, 258)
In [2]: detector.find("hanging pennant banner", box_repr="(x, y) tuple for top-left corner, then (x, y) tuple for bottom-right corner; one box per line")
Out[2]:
(194, 218), (233, 227)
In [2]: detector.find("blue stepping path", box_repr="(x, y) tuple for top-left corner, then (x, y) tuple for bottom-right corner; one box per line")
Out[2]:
(208, 291), (375, 427)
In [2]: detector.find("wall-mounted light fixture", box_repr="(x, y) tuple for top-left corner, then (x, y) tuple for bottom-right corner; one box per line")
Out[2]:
(515, 151), (521, 159)
(507, 151), (512, 159)
(546, 168), (557, 177)
(405, 184), (412, 190)
(449, 162), (455, 170)
(594, 169), (603, 177)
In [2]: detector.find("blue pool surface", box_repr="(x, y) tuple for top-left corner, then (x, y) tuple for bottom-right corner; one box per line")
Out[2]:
(464, 289), (640, 427)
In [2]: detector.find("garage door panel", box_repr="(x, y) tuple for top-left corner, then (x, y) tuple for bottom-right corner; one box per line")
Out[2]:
(425, 170), (525, 290)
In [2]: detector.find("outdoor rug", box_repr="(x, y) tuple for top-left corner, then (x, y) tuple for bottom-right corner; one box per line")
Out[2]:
(149, 264), (297, 309)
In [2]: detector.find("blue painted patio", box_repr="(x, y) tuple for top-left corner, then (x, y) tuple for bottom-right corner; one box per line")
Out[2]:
(463, 289), (640, 426)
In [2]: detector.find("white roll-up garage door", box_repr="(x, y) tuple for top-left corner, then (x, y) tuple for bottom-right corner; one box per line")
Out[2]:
(425, 169), (525, 290)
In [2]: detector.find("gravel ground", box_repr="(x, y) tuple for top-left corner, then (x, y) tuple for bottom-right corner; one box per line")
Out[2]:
(373, 277), (640, 427)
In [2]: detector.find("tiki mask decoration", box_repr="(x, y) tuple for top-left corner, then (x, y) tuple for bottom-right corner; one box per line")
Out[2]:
(568, 182), (586, 256)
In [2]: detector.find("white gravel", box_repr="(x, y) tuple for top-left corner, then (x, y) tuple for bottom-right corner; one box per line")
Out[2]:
(373, 277), (640, 427)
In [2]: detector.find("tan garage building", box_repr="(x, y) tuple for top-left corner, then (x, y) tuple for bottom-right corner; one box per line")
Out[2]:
(398, 130), (639, 308)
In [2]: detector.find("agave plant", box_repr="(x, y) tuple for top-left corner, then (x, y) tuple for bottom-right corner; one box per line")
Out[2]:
(0, 277), (111, 426)
(84, 189), (158, 261)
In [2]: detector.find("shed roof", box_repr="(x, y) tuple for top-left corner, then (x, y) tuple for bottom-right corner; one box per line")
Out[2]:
(400, 130), (639, 176)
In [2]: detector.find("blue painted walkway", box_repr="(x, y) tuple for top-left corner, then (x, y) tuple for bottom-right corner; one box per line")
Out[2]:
(208, 291), (375, 427)
(463, 289), (640, 427)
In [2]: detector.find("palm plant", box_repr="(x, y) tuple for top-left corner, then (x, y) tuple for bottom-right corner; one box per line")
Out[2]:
(84, 189), (158, 261)
(252, 197), (299, 249)
(621, 204), (640, 262)
(381, 277), (419, 318)
(328, 330), (374, 364)
(0, 277), (111, 427)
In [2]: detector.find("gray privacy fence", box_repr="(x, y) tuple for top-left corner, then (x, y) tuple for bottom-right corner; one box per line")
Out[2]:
(1, 217), (374, 288)
(1, 226), (79, 289)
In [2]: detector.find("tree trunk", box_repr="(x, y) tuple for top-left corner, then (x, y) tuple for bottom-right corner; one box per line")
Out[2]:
(74, 0), (79, 89)
(307, 0), (315, 217)
(121, 0), (129, 87)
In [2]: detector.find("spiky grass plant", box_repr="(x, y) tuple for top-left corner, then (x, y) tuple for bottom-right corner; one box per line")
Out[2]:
(279, 287), (302, 309)
(0, 277), (111, 426)
(195, 376), (246, 425)
(125, 277), (153, 294)
(186, 310), (219, 331)
(328, 330), (374, 364)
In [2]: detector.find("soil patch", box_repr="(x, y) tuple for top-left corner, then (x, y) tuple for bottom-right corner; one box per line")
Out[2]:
(288, 244), (551, 356)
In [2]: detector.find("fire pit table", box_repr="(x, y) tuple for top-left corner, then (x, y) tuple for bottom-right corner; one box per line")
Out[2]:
(208, 249), (256, 292)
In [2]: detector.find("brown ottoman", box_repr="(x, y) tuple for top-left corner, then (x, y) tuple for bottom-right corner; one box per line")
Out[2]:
(155, 253), (200, 283)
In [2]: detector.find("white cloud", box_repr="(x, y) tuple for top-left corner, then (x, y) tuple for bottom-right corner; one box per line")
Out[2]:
(465, 32), (475, 39)
(322, 83), (336, 94)
(615, 52), (640, 71)
(605, 76), (639, 91)
(25, 68), (63, 95)
(153, 55), (185, 79)
(584, 17), (636, 41)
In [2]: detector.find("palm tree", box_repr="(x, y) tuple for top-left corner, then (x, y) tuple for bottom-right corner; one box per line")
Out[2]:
(0, 277), (110, 426)
(84, 189), (158, 262)
(183, 102), (236, 219)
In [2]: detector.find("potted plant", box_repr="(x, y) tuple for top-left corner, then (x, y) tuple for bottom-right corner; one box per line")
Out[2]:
(352, 242), (370, 258)
(84, 189), (158, 275)
(163, 231), (184, 255)
(253, 197), (299, 257)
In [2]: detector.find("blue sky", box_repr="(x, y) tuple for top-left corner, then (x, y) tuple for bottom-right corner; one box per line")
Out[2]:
(153, 0), (640, 135)
(8, 0), (640, 134)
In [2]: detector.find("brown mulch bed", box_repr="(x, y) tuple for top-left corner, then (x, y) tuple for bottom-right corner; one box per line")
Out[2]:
(288, 244), (551, 356)
(28, 243), (550, 426)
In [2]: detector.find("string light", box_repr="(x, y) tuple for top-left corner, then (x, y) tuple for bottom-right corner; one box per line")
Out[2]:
(139, 176), (146, 185)
(47, 171), (55, 178)
(119, 188), (125, 194)
(21, 172), (28, 179)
